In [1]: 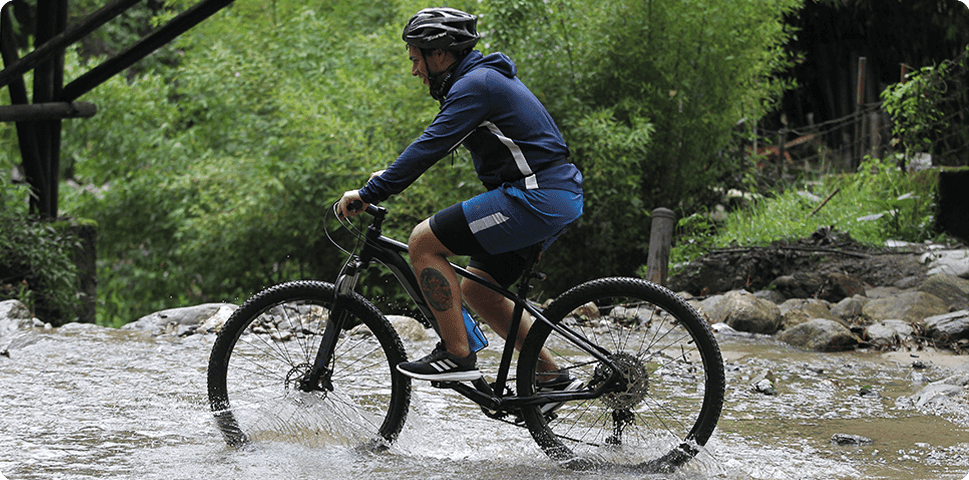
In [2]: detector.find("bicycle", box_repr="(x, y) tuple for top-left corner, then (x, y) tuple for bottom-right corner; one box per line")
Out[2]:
(207, 202), (725, 473)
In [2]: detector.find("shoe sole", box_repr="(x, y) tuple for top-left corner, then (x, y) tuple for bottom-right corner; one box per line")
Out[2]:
(395, 364), (482, 382)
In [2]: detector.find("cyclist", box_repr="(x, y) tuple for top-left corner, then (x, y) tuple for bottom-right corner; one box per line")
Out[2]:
(337, 8), (583, 389)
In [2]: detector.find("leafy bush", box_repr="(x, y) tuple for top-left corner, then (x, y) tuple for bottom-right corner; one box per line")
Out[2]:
(881, 44), (969, 166)
(0, 180), (81, 324)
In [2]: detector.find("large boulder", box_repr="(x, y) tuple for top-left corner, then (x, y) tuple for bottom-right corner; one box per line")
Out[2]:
(923, 310), (969, 344)
(861, 291), (948, 325)
(830, 295), (869, 321)
(864, 320), (916, 348)
(777, 318), (861, 351)
(917, 274), (969, 311)
(122, 303), (237, 336)
(707, 290), (782, 335)
(779, 298), (843, 330)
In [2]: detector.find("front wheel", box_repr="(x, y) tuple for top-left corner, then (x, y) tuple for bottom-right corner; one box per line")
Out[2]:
(517, 277), (724, 473)
(207, 281), (411, 448)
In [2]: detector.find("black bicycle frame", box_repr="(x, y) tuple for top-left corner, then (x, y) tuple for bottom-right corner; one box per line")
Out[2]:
(314, 205), (625, 412)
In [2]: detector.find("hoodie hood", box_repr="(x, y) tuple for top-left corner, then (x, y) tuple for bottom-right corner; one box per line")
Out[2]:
(431, 51), (516, 101)
(456, 51), (517, 79)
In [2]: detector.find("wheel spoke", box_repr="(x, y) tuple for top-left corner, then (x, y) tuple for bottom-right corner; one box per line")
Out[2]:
(208, 281), (411, 448)
(516, 278), (724, 471)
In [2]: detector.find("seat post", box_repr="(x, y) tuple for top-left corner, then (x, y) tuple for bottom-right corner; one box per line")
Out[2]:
(515, 244), (546, 300)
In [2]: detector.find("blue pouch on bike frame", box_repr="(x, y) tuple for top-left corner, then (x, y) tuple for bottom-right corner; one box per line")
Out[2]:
(462, 306), (488, 352)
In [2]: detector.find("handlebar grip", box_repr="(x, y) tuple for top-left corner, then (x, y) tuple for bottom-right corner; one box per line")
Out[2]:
(348, 200), (363, 212)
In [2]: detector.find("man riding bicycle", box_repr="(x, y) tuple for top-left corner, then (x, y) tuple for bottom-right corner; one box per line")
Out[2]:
(337, 8), (583, 387)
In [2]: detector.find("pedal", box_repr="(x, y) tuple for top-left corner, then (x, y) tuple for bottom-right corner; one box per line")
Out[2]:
(431, 381), (457, 389)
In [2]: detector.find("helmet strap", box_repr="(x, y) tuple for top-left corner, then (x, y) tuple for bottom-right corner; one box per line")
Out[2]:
(422, 49), (462, 103)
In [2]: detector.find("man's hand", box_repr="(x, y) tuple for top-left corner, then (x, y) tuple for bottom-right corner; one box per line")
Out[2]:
(369, 169), (387, 182)
(336, 190), (369, 219)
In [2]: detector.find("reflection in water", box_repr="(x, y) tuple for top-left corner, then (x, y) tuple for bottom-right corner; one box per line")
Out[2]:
(0, 324), (967, 479)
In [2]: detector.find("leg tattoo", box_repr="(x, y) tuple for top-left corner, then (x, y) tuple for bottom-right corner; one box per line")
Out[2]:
(420, 268), (453, 312)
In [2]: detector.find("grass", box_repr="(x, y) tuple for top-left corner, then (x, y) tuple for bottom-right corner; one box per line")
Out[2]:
(665, 155), (944, 271)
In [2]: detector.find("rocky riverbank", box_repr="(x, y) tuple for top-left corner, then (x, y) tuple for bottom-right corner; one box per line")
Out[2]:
(669, 239), (969, 354)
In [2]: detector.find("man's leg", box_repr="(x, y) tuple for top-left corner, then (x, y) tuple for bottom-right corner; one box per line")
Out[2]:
(463, 267), (561, 380)
(408, 219), (471, 359)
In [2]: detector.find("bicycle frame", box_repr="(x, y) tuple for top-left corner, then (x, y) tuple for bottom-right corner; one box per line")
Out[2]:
(313, 205), (626, 414)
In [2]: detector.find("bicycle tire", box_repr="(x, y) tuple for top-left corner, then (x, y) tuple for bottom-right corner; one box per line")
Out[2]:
(517, 277), (724, 473)
(207, 280), (411, 449)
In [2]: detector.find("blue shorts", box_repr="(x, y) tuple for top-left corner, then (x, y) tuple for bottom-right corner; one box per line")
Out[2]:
(429, 185), (583, 287)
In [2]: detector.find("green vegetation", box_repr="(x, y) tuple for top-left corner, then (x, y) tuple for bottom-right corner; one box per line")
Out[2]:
(881, 45), (969, 164)
(0, 181), (81, 322)
(665, 155), (944, 274)
(0, 0), (964, 326)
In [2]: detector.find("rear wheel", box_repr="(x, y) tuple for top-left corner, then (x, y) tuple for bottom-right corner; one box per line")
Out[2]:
(517, 277), (724, 472)
(207, 281), (411, 448)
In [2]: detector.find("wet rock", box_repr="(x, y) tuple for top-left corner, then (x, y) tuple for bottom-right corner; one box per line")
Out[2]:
(707, 290), (782, 335)
(779, 298), (843, 330)
(831, 433), (873, 446)
(866, 286), (904, 299)
(771, 272), (825, 300)
(777, 318), (861, 351)
(861, 291), (948, 325)
(0, 299), (30, 321)
(753, 289), (786, 305)
(348, 315), (429, 342)
(123, 303), (237, 336)
(917, 274), (969, 311)
(197, 305), (237, 333)
(830, 295), (869, 321)
(819, 272), (867, 302)
(899, 375), (968, 410)
(770, 272), (865, 302)
(752, 371), (776, 395)
(858, 385), (881, 399)
(923, 310), (969, 344)
(864, 320), (916, 348)
(921, 249), (969, 278)
(387, 315), (429, 342)
(690, 294), (725, 323)
(0, 300), (46, 337)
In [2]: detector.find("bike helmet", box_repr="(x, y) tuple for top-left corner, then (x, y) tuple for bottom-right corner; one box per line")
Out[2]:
(402, 8), (479, 54)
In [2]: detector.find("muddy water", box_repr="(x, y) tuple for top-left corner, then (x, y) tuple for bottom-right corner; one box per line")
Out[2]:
(1, 324), (967, 479)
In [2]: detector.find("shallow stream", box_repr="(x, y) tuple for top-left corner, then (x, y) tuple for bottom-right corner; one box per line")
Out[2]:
(1, 324), (967, 479)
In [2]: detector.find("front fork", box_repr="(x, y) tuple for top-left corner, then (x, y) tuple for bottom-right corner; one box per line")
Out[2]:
(297, 257), (364, 393)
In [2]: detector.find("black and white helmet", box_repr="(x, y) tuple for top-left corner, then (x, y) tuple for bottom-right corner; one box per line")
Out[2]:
(402, 8), (479, 53)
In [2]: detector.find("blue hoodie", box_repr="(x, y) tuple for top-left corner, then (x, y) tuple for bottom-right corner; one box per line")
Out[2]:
(358, 51), (582, 204)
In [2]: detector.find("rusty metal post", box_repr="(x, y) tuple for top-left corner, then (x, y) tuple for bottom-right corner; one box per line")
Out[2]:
(646, 208), (676, 286)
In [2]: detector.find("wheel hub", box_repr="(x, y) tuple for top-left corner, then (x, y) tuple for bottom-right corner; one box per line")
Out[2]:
(287, 363), (332, 394)
(596, 352), (649, 410)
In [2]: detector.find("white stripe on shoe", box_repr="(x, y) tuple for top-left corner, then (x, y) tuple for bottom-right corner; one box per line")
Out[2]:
(396, 364), (482, 382)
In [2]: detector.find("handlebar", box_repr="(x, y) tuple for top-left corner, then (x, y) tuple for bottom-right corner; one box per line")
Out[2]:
(347, 200), (383, 217)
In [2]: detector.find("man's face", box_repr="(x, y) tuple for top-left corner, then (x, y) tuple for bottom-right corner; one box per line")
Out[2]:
(408, 45), (430, 86)
(408, 46), (451, 86)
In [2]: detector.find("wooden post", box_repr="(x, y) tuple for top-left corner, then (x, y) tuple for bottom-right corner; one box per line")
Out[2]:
(853, 56), (867, 168)
(646, 208), (676, 286)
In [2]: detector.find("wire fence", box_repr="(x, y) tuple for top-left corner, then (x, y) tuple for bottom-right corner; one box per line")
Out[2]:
(749, 50), (969, 177)
(751, 103), (968, 178)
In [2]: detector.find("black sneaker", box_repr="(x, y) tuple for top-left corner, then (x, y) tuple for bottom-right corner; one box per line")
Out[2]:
(537, 374), (583, 415)
(397, 343), (481, 381)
